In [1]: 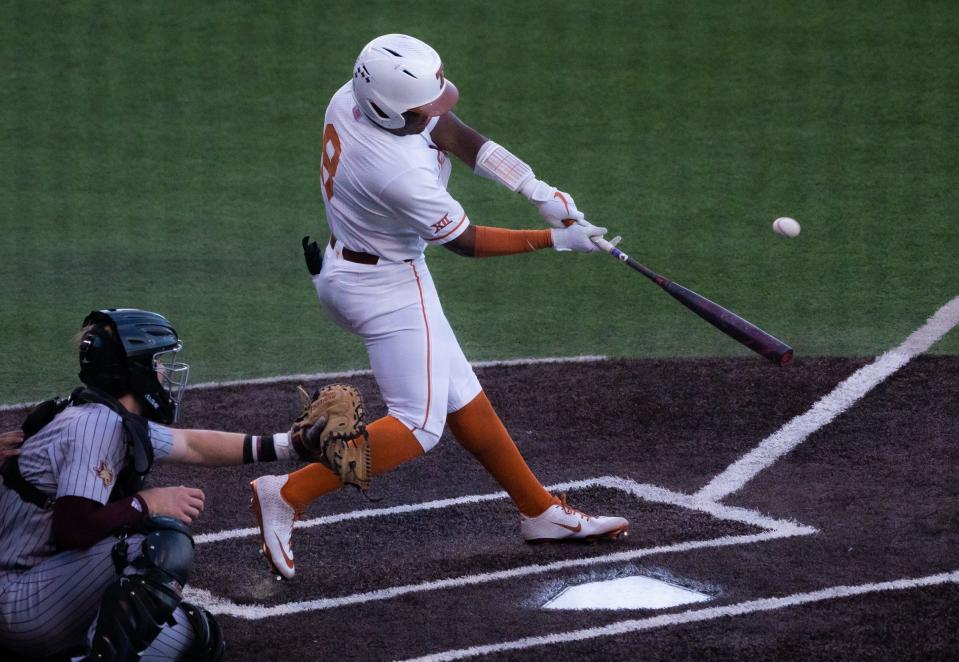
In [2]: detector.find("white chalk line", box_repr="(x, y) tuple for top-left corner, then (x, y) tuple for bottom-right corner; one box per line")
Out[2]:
(185, 529), (807, 620)
(185, 477), (816, 619)
(598, 476), (814, 536)
(194, 476), (811, 545)
(401, 569), (959, 662)
(696, 295), (959, 502)
(0, 355), (608, 412)
(195, 477), (612, 545)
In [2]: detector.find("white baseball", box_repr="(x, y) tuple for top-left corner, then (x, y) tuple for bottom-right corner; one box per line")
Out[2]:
(772, 217), (801, 238)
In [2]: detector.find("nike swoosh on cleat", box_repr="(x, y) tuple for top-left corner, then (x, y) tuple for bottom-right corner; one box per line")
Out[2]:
(274, 532), (295, 569)
(551, 521), (582, 533)
(252, 485), (290, 575)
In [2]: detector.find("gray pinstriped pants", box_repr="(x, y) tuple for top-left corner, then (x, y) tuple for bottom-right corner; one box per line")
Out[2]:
(0, 534), (196, 660)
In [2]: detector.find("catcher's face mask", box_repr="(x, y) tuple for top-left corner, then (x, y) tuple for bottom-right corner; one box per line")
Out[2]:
(152, 343), (190, 422)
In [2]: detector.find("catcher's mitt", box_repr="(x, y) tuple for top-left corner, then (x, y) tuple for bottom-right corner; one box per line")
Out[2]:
(290, 383), (371, 490)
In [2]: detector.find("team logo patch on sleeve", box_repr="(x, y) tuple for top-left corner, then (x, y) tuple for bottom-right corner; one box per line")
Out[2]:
(431, 214), (453, 234)
(93, 461), (114, 487)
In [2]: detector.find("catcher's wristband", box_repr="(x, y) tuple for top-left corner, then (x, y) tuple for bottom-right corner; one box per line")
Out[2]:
(242, 433), (292, 463)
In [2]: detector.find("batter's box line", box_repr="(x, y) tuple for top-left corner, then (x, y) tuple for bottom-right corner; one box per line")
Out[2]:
(193, 476), (812, 545)
(185, 477), (817, 620)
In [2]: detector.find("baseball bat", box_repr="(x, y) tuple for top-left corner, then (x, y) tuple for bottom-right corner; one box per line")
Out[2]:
(591, 235), (794, 366)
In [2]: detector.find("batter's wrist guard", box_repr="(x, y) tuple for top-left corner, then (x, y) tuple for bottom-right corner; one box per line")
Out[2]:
(518, 177), (555, 203)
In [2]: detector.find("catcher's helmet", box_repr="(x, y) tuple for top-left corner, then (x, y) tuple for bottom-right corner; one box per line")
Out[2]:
(352, 34), (459, 130)
(78, 309), (190, 424)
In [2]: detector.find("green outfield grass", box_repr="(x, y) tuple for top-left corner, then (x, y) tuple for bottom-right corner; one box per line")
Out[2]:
(2, 0), (957, 404)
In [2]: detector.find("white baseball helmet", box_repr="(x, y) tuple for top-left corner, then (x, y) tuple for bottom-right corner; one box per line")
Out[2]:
(352, 34), (459, 130)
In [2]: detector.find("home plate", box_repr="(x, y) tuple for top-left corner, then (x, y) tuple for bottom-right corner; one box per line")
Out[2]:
(543, 576), (712, 611)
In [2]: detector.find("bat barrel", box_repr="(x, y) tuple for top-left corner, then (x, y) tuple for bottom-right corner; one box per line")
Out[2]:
(595, 237), (794, 366)
(664, 280), (794, 365)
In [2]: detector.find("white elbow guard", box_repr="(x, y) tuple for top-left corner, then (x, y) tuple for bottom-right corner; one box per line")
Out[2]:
(473, 140), (556, 204)
(473, 141), (535, 192)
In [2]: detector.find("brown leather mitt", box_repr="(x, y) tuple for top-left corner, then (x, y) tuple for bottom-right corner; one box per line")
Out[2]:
(290, 384), (371, 490)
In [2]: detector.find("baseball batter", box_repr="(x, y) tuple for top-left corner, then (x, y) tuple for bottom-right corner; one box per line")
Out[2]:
(252, 34), (628, 579)
(0, 309), (330, 660)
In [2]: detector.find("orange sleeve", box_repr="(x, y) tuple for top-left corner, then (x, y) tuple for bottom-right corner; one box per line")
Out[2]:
(474, 226), (553, 258)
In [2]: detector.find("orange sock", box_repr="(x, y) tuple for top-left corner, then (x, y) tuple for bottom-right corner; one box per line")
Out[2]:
(280, 415), (424, 508)
(447, 391), (555, 517)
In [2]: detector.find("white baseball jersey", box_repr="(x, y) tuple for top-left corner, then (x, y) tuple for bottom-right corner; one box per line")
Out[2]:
(321, 82), (471, 262)
(315, 83), (481, 450)
(0, 403), (173, 574)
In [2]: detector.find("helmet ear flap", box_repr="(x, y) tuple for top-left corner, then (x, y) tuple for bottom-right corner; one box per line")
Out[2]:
(352, 72), (406, 129)
(78, 323), (129, 396)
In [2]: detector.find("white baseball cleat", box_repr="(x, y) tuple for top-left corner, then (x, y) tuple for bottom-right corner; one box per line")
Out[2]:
(521, 495), (629, 544)
(251, 474), (300, 579)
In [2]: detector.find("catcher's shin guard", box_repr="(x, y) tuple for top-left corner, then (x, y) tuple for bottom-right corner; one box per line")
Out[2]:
(85, 516), (195, 661)
(181, 602), (226, 661)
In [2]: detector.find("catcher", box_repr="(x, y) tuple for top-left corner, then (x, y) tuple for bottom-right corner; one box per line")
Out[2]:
(0, 308), (346, 661)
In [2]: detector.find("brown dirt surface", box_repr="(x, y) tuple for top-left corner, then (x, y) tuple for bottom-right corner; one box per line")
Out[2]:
(2, 355), (957, 660)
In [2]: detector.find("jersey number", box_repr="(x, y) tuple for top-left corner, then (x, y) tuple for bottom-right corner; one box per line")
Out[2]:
(322, 123), (342, 200)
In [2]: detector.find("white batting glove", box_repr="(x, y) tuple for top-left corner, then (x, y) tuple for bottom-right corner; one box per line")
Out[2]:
(519, 179), (587, 229)
(471, 142), (592, 228)
(551, 224), (607, 253)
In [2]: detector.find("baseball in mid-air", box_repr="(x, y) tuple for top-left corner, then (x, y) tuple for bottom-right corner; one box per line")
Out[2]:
(772, 217), (801, 238)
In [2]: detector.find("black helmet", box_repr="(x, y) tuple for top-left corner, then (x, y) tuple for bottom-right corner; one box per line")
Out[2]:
(78, 309), (190, 424)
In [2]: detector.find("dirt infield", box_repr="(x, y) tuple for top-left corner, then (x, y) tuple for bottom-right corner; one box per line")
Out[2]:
(2, 355), (957, 660)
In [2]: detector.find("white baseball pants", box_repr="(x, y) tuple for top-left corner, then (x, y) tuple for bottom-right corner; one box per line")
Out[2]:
(315, 245), (481, 451)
